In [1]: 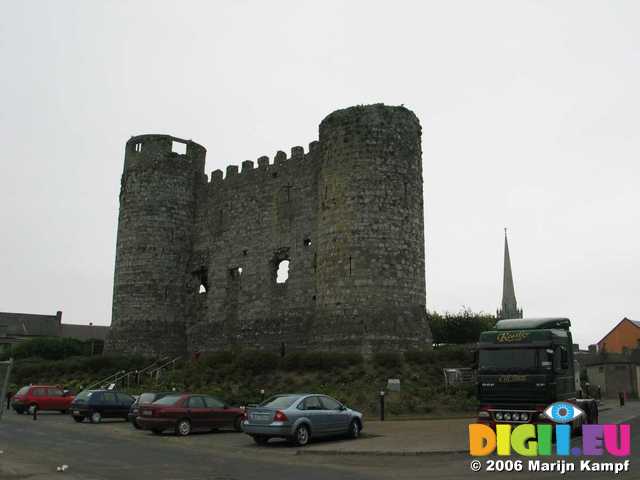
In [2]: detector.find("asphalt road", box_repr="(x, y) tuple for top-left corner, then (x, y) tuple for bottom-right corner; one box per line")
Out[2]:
(0, 411), (638, 480)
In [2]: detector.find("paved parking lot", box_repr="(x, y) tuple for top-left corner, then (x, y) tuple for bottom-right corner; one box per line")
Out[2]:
(1, 404), (638, 479)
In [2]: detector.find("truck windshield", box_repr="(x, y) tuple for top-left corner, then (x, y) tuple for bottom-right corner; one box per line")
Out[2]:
(479, 348), (540, 372)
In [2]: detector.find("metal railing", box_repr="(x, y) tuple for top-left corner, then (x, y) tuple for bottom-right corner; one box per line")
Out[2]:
(146, 356), (181, 384)
(85, 369), (127, 391)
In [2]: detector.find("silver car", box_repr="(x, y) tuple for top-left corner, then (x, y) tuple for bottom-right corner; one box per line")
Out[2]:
(242, 393), (363, 446)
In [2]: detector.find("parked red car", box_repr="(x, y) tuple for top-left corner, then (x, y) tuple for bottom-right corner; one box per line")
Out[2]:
(11, 385), (75, 414)
(136, 393), (244, 436)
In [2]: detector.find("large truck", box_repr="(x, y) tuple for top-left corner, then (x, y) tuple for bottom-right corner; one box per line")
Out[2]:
(476, 317), (598, 430)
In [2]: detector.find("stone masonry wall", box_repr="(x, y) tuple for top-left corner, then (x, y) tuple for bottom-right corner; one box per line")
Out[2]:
(106, 104), (431, 356)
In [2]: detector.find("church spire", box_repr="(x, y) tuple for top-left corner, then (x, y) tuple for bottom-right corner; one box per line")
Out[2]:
(497, 228), (523, 319)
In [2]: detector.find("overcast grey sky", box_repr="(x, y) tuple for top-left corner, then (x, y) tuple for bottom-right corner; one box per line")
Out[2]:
(1, 1), (638, 348)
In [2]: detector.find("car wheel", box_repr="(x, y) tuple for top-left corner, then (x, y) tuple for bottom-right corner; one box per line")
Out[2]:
(348, 419), (361, 439)
(132, 419), (142, 430)
(15, 408), (24, 415)
(253, 435), (269, 445)
(175, 419), (191, 436)
(90, 412), (102, 424)
(60, 410), (68, 414)
(28, 404), (38, 415)
(72, 416), (84, 423)
(293, 424), (310, 447)
(233, 416), (243, 432)
(151, 428), (163, 435)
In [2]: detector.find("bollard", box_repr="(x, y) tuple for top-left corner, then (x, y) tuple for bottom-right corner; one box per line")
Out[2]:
(32, 406), (37, 421)
(379, 390), (385, 421)
(619, 392), (625, 407)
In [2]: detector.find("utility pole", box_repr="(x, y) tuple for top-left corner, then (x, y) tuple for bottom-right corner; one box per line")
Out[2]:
(0, 358), (14, 421)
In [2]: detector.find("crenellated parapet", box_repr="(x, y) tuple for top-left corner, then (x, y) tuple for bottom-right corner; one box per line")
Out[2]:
(207, 142), (320, 189)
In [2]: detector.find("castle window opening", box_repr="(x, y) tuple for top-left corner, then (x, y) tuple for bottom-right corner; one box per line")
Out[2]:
(134, 142), (142, 152)
(276, 260), (289, 284)
(194, 268), (208, 294)
(172, 141), (187, 155)
(229, 266), (243, 280)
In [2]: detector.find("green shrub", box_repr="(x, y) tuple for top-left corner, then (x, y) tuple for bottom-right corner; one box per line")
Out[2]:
(235, 350), (279, 374)
(281, 351), (363, 371)
(404, 350), (434, 365)
(373, 351), (403, 369)
(200, 351), (234, 369)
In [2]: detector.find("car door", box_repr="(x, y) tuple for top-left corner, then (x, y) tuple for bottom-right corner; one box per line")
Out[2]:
(31, 387), (47, 409)
(320, 396), (350, 434)
(299, 396), (328, 435)
(203, 396), (230, 428)
(47, 387), (64, 410)
(186, 395), (208, 429)
(101, 392), (118, 418)
(116, 393), (133, 417)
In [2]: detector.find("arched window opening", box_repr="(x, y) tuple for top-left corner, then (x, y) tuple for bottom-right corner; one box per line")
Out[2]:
(276, 260), (290, 284)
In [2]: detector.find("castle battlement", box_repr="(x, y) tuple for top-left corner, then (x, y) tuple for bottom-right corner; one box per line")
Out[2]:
(208, 143), (319, 186)
(107, 104), (431, 357)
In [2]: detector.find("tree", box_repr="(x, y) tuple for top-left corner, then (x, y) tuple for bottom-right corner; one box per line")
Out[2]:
(428, 308), (496, 345)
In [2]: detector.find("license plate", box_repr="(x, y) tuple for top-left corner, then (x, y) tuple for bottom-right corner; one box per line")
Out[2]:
(142, 410), (152, 416)
(73, 410), (80, 415)
(251, 413), (269, 421)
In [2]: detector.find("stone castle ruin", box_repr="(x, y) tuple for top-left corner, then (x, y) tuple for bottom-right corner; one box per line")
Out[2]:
(106, 104), (431, 356)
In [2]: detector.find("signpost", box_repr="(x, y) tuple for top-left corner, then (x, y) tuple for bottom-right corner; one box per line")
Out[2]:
(0, 358), (14, 421)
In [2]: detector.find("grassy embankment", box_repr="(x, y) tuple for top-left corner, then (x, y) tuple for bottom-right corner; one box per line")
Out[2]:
(8, 349), (476, 418)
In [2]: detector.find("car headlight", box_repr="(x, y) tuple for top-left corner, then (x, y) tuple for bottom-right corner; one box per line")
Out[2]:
(478, 411), (490, 419)
(504, 412), (512, 421)
(495, 412), (503, 421)
(521, 413), (529, 421)
(512, 412), (520, 421)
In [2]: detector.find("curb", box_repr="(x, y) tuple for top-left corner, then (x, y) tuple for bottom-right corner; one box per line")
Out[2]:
(296, 449), (468, 457)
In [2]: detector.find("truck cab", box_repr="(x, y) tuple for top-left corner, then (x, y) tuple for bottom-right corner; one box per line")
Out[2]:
(476, 317), (597, 427)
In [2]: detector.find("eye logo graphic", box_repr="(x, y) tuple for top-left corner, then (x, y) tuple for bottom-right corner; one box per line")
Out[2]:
(544, 402), (584, 424)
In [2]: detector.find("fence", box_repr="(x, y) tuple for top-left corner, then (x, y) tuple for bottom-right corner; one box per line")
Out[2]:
(442, 367), (476, 389)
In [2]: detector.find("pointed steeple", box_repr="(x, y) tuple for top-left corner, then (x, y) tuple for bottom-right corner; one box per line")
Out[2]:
(497, 229), (523, 319)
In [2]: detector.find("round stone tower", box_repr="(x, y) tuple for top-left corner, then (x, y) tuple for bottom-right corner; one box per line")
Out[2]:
(314, 104), (430, 353)
(106, 134), (206, 356)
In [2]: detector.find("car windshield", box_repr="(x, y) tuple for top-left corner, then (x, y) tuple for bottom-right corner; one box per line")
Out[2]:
(16, 386), (30, 396)
(479, 348), (541, 372)
(74, 390), (93, 401)
(259, 395), (300, 409)
(152, 395), (182, 406)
